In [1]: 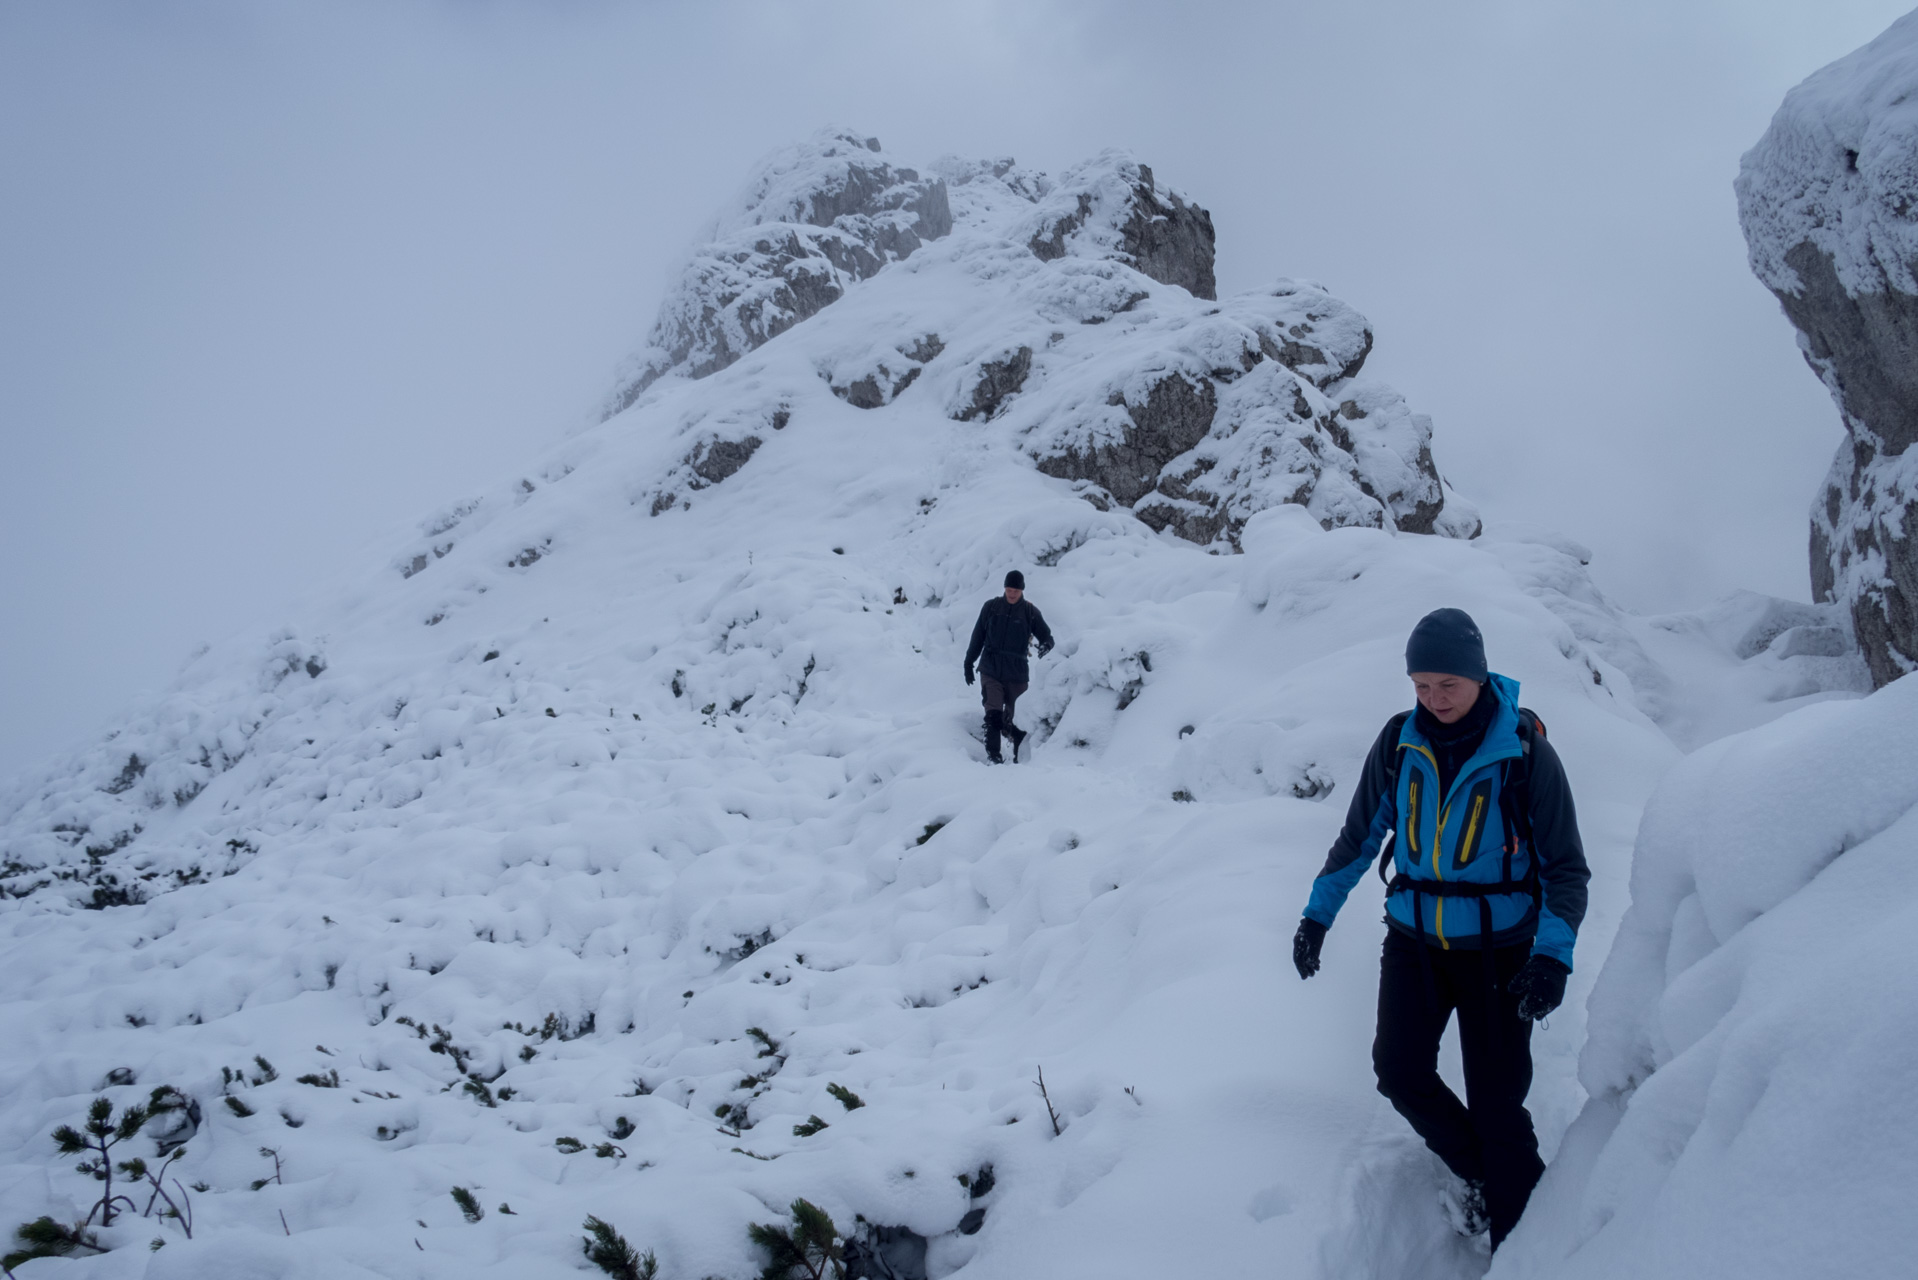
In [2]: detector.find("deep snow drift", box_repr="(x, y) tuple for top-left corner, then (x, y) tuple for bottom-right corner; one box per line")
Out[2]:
(1492, 673), (1918, 1279)
(0, 131), (1868, 1279)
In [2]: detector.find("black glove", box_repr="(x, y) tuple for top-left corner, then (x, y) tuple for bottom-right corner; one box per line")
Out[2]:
(1511, 955), (1569, 1021)
(1036, 640), (1054, 659)
(1292, 918), (1327, 980)
(964, 664), (975, 686)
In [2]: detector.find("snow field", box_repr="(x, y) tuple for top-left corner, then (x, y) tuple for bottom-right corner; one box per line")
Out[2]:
(0, 400), (1677, 1278)
(0, 129), (1875, 1279)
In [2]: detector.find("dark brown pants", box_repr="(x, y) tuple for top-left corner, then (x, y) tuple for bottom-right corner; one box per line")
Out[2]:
(980, 675), (1028, 723)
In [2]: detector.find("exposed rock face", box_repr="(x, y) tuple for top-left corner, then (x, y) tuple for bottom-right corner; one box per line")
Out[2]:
(829, 335), (944, 408)
(1025, 154), (1217, 300)
(1020, 281), (1478, 545)
(1036, 373), (1217, 503)
(603, 130), (952, 417)
(1738, 13), (1918, 685)
(955, 347), (1033, 422)
(605, 135), (1478, 544)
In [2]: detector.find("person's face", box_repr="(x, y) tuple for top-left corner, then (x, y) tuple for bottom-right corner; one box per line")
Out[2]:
(1410, 672), (1480, 725)
(1005, 587), (1022, 603)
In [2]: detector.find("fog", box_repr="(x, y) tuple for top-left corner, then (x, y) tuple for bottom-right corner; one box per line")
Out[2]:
(1, 0), (1908, 779)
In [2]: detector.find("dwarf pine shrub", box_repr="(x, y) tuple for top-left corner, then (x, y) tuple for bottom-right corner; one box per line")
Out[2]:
(582, 1215), (657, 1280)
(450, 1187), (483, 1222)
(4, 1217), (103, 1271)
(749, 1198), (843, 1280)
(825, 1084), (864, 1111)
(52, 1095), (150, 1227)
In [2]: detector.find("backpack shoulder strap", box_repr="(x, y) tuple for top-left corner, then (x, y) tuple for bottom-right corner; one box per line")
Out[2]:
(1376, 710), (1414, 886)
(1501, 708), (1542, 892)
(1381, 710), (1414, 791)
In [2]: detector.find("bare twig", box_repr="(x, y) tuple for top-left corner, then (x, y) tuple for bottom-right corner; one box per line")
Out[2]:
(1035, 1066), (1062, 1136)
(251, 1147), (284, 1190)
(279, 1209), (291, 1236)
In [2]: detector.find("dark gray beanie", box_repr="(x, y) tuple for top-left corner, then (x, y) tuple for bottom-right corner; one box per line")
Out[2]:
(1005, 570), (1025, 589)
(1405, 608), (1487, 681)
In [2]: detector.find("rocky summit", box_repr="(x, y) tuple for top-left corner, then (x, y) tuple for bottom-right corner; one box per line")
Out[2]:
(610, 130), (1480, 550)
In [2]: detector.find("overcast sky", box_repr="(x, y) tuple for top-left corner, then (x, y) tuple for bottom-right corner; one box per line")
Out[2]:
(1, 0), (1910, 780)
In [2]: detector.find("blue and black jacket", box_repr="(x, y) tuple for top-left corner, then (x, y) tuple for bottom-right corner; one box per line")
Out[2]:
(1301, 673), (1589, 969)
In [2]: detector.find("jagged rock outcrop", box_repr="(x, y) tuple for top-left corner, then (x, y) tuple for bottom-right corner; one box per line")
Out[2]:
(606, 132), (1479, 545)
(1738, 12), (1918, 685)
(1036, 373), (1218, 505)
(603, 130), (952, 417)
(1025, 154), (1217, 300)
(1018, 281), (1477, 544)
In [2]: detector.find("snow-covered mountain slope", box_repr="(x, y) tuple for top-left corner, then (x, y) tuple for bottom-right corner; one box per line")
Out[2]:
(1493, 674), (1918, 1280)
(0, 131), (1866, 1280)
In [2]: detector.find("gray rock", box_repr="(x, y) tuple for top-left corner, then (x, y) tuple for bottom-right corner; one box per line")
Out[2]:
(831, 334), (944, 409)
(690, 437), (763, 486)
(955, 347), (1033, 422)
(1035, 373), (1217, 504)
(1027, 157), (1216, 300)
(1736, 24), (1918, 685)
(843, 1224), (928, 1280)
(603, 132), (952, 418)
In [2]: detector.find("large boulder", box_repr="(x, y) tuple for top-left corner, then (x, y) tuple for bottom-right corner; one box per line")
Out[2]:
(1737, 12), (1918, 686)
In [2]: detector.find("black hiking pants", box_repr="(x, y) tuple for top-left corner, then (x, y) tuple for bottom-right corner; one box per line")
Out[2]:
(1372, 929), (1543, 1249)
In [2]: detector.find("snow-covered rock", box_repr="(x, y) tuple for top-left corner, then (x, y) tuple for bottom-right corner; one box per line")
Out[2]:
(612, 132), (1477, 548)
(603, 130), (954, 417)
(1494, 674), (1918, 1280)
(1736, 12), (1918, 685)
(1022, 153), (1217, 300)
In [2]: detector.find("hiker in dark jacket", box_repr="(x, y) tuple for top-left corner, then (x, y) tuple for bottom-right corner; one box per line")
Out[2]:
(964, 571), (1054, 763)
(1292, 608), (1589, 1251)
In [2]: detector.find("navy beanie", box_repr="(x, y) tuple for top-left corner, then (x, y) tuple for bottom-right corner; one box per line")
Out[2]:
(1005, 570), (1025, 589)
(1405, 608), (1487, 681)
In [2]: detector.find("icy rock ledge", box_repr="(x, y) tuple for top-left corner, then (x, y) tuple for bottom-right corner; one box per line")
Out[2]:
(1737, 11), (1918, 685)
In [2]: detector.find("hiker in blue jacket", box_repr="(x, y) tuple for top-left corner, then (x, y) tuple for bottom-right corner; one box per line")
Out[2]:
(1292, 608), (1589, 1251)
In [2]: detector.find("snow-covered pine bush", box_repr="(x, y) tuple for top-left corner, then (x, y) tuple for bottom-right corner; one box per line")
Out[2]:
(749, 1198), (844, 1280)
(582, 1215), (657, 1280)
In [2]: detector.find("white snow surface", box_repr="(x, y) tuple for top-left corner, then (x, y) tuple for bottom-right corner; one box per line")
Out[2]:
(0, 133), (1876, 1280)
(1737, 7), (1918, 299)
(1494, 674), (1918, 1279)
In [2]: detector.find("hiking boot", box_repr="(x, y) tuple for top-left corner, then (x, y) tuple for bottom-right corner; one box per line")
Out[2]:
(1005, 722), (1027, 762)
(1438, 1174), (1490, 1238)
(984, 710), (1004, 764)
